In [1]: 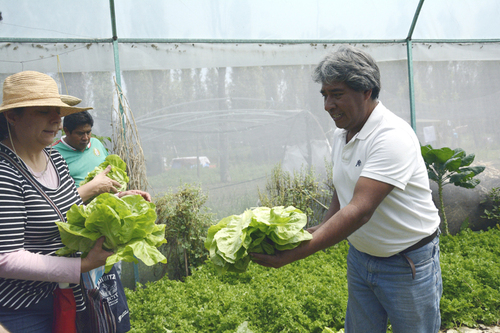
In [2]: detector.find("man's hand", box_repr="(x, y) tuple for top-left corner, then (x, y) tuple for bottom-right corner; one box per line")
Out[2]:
(250, 241), (311, 269)
(306, 225), (320, 234)
(77, 165), (122, 202)
(80, 237), (113, 273)
(117, 189), (152, 202)
(90, 165), (122, 194)
(250, 251), (290, 269)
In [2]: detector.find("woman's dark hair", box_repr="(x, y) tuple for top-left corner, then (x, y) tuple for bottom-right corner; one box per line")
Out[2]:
(0, 108), (24, 141)
(63, 110), (94, 133)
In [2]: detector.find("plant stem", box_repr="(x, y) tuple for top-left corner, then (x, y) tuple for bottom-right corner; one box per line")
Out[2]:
(184, 248), (189, 277)
(438, 181), (449, 235)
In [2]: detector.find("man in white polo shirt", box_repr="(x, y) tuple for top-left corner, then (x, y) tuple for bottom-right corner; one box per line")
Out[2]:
(251, 45), (442, 333)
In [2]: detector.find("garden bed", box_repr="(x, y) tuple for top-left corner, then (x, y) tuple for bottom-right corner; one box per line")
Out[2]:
(126, 227), (500, 333)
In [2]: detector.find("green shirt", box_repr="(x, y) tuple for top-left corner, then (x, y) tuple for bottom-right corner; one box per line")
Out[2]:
(53, 137), (108, 187)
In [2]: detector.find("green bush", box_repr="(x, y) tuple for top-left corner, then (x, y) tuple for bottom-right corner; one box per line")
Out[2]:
(482, 187), (500, 223)
(127, 228), (500, 332)
(155, 184), (215, 279)
(421, 145), (485, 235)
(258, 163), (334, 228)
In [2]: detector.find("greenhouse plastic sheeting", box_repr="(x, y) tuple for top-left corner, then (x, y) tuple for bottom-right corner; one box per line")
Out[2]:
(0, 0), (499, 223)
(1, 0), (499, 40)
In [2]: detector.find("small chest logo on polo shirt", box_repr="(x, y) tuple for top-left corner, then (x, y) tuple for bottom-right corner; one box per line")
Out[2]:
(355, 160), (362, 167)
(93, 148), (101, 156)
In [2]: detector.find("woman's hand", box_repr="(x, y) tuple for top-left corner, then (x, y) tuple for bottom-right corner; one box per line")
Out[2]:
(80, 237), (113, 273)
(117, 189), (152, 202)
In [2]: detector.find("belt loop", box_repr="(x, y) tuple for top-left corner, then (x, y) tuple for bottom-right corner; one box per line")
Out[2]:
(400, 253), (416, 279)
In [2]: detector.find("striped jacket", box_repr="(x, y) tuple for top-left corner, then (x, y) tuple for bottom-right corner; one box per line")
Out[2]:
(0, 143), (85, 310)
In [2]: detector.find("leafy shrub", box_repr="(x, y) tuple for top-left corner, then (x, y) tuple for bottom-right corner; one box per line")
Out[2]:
(258, 163), (334, 229)
(155, 184), (215, 279)
(127, 228), (500, 332)
(482, 187), (500, 223)
(421, 145), (485, 235)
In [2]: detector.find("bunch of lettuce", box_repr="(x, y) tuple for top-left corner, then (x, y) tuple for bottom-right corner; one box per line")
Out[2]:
(205, 206), (312, 274)
(79, 154), (129, 192)
(56, 193), (167, 273)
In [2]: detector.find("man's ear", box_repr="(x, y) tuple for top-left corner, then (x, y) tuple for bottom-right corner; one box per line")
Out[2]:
(363, 89), (373, 101)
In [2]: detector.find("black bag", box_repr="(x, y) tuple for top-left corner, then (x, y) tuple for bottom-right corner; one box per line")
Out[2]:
(76, 265), (130, 333)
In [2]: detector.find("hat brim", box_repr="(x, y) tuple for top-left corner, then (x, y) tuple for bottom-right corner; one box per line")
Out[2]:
(0, 98), (92, 116)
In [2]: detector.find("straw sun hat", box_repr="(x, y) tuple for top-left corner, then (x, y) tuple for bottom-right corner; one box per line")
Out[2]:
(0, 71), (92, 116)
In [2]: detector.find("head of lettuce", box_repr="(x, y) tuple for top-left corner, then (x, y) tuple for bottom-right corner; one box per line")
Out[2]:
(79, 154), (129, 192)
(205, 206), (312, 274)
(56, 193), (167, 273)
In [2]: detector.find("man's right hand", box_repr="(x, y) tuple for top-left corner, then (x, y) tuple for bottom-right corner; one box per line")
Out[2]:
(90, 165), (122, 194)
(77, 165), (122, 202)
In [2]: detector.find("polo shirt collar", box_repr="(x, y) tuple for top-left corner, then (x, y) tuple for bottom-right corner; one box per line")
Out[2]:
(61, 136), (92, 151)
(344, 101), (386, 141)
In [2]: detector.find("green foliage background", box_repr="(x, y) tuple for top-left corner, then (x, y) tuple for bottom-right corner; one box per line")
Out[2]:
(258, 163), (334, 229)
(126, 227), (500, 332)
(439, 227), (500, 328)
(155, 184), (214, 279)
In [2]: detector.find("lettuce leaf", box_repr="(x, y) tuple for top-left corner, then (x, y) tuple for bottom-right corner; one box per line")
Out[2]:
(56, 193), (167, 272)
(79, 154), (129, 192)
(205, 206), (312, 274)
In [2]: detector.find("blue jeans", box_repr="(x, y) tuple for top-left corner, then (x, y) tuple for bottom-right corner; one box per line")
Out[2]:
(345, 236), (442, 333)
(0, 293), (53, 333)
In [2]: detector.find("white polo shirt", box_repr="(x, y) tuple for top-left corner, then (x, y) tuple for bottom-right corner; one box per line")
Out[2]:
(331, 101), (440, 257)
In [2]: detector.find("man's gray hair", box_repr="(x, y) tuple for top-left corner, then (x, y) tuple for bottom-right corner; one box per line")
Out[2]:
(312, 45), (381, 100)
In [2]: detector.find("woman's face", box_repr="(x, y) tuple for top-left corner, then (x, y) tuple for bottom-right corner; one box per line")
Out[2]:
(7, 106), (61, 149)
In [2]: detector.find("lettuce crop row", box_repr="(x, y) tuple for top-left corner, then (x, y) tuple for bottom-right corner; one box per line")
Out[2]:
(126, 227), (500, 332)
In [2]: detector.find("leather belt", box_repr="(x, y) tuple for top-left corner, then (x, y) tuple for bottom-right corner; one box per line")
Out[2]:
(401, 229), (439, 254)
(399, 229), (439, 279)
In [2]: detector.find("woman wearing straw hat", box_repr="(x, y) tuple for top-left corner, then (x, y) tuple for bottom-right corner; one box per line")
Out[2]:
(0, 71), (138, 332)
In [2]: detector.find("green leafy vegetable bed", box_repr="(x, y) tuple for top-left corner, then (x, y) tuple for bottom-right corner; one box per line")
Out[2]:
(126, 227), (500, 333)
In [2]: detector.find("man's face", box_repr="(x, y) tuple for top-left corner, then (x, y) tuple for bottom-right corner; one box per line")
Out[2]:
(64, 123), (92, 152)
(321, 81), (372, 135)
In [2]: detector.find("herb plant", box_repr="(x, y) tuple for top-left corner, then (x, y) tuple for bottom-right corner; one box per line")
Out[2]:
(482, 187), (500, 223)
(258, 163), (334, 229)
(155, 184), (214, 279)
